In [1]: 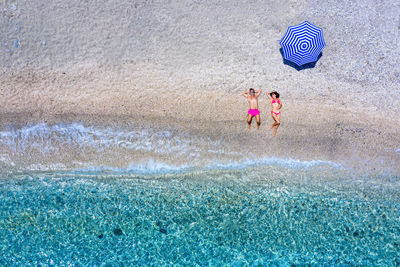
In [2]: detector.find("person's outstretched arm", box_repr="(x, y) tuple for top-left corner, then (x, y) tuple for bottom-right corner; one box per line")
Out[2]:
(255, 90), (262, 97)
(242, 91), (249, 98)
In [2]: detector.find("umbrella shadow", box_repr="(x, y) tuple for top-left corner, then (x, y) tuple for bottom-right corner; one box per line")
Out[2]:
(279, 48), (323, 71)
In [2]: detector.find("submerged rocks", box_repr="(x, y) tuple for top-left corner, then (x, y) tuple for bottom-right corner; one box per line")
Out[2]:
(113, 228), (123, 236)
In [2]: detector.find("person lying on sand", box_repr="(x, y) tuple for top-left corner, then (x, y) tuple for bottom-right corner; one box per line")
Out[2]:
(242, 88), (262, 129)
(267, 91), (282, 137)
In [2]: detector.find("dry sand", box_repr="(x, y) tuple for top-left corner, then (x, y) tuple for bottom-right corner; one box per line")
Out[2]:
(1, 0), (399, 173)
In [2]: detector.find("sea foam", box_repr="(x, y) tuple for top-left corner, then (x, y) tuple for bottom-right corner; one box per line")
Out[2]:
(0, 123), (344, 174)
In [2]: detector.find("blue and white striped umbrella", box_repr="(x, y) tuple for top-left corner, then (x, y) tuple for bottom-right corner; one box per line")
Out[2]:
(280, 21), (325, 66)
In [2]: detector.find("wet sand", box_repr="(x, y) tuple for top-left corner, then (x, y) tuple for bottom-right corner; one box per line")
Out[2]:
(1, 104), (399, 176)
(1, 0), (399, 174)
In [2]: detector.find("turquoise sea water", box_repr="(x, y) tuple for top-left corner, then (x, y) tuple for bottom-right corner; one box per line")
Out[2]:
(1, 123), (399, 265)
(2, 168), (399, 265)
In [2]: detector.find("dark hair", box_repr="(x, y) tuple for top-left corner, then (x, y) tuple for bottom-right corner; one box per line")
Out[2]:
(270, 91), (280, 98)
(249, 88), (255, 92)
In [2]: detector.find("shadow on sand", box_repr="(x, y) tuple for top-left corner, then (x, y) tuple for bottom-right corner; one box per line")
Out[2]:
(279, 48), (323, 71)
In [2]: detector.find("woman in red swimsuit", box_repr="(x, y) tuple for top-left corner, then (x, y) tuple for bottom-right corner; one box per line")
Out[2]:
(267, 91), (282, 136)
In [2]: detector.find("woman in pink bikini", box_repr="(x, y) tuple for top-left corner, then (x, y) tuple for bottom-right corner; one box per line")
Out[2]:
(267, 91), (282, 136)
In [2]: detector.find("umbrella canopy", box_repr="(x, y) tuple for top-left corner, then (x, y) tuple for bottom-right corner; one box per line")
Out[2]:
(280, 21), (325, 66)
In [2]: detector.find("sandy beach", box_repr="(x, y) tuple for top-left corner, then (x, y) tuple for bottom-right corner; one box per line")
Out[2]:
(1, 0), (399, 174)
(2, 2), (400, 264)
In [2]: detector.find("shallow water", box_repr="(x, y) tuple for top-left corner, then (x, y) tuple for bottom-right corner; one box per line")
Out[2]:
(1, 166), (399, 265)
(0, 123), (399, 265)
(0, 122), (349, 176)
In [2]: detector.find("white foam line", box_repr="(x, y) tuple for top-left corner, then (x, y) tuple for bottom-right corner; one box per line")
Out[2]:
(71, 157), (342, 175)
(206, 157), (343, 170)
(0, 123), (220, 156)
(73, 158), (195, 175)
(0, 154), (15, 166)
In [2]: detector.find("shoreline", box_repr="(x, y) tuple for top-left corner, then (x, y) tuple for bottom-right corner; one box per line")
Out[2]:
(1, 0), (399, 177)
(1, 107), (399, 176)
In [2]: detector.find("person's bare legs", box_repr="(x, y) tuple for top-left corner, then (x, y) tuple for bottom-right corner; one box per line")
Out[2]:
(270, 115), (276, 129)
(247, 114), (253, 129)
(255, 115), (260, 129)
(270, 112), (277, 129)
(273, 124), (280, 136)
(271, 113), (280, 136)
